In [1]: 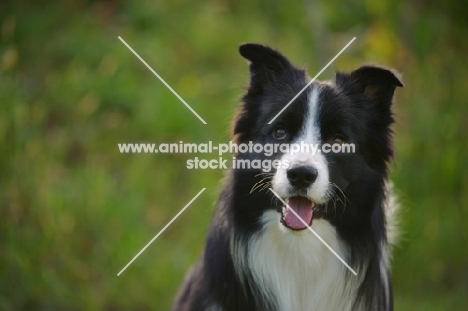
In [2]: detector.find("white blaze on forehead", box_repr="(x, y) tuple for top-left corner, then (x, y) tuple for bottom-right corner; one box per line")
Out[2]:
(298, 85), (321, 145)
(272, 85), (330, 204)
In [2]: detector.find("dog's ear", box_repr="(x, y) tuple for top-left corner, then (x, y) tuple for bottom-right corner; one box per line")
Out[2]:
(336, 65), (403, 109)
(239, 43), (295, 88)
(337, 65), (403, 168)
(234, 44), (303, 142)
(233, 44), (297, 142)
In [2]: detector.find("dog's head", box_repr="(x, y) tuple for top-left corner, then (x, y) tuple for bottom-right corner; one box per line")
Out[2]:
(233, 43), (402, 231)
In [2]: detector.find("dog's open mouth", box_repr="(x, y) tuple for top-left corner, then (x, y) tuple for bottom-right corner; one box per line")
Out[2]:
(279, 196), (315, 230)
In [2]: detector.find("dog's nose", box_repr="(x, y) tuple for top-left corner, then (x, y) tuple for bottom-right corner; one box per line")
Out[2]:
(287, 166), (318, 188)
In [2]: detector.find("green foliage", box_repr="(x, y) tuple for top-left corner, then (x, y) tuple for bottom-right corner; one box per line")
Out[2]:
(1, 0), (467, 310)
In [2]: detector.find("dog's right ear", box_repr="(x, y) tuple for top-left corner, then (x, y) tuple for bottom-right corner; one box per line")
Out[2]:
(239, 43), (295, 88)
(234, 44), (300, 142)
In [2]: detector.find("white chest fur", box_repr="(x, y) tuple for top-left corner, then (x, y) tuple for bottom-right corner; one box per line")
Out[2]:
(247, 211), (359, 311)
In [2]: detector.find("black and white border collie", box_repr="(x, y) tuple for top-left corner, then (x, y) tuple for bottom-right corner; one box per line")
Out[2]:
(173, 43), (402, 311)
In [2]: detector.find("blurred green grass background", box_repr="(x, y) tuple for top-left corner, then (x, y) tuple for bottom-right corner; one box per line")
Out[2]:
(1, 0), (467, 310)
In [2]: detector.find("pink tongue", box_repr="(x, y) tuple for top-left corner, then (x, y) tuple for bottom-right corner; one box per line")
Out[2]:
(284, 197), (314, 229)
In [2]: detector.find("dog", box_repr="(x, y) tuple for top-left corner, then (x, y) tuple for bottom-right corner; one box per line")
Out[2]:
(173, 43), (402, 311)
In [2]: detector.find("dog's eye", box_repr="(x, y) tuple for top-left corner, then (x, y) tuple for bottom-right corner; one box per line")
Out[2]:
(333, 134), (346, 145)
(272, 127), (287, 140)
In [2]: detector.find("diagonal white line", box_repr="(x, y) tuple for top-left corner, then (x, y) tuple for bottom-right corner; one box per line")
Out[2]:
(267, 37), (356, 124)
(118, 36), (207, 125)
(117, 188), (206, 276)
(269, 188), (357, 275)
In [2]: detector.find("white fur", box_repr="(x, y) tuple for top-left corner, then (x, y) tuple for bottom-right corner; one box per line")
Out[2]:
(380, 182), (400, 310)
(272, 87), (330, 203)
(384, 182), (400, 250)
(247, 211), (361, 311)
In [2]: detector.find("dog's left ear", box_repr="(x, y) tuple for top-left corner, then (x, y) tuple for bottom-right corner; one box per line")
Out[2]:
(337, 65), (403, 109)
(337, 65), (403, 166)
